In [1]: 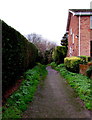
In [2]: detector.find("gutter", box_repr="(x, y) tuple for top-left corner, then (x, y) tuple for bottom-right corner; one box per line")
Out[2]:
(69, 10), (92, 15)
(75, 12), (92, 15)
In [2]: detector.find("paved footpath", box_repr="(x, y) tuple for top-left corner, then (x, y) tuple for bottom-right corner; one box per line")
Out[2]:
(22, 66), (91, 118)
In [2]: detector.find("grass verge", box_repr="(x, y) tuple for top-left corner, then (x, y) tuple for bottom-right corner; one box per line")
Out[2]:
(2, 63), (47, 119)
(49, 62), (92, 110)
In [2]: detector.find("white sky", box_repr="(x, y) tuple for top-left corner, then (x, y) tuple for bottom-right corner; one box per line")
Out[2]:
(0, 0), (91, 45)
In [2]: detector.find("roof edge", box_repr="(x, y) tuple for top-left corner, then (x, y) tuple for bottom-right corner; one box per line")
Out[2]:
(66, 9), (92, 32)
(69, 9), (92, 16)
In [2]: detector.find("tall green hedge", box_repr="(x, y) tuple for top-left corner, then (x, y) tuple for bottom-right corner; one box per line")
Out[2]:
(2, 20), (38, 94)
(52, 46), (67, 64)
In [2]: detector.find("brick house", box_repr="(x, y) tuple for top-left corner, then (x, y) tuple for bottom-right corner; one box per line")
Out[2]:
(66, 9), (92, 57)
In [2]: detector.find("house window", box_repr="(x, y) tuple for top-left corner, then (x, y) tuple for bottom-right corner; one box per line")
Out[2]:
(90, 16), (92, 29)
(72, 33), (74, 44)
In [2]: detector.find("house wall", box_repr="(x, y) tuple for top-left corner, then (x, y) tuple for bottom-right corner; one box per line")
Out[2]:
(80, 16), (90, 56)
(67, 14), (79, 56)
(67, 14), (92, 57)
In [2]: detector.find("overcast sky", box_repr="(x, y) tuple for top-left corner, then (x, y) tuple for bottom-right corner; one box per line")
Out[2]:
(0, 0), (91, 45)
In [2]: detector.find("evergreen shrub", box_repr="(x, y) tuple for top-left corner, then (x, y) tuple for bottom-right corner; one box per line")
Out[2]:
(2, 20), (38, 94)
(64, 56), (83, 73)
(52, 46), (67, 64)
(79, 55), (90, 64)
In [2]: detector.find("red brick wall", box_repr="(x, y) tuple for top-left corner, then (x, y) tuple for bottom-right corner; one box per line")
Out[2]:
(67, 14), (79, 56)
(79, 64), (92, 79)
(79, 64), (89, 76)
(80, 16), (90, 56)
(67, 14), (92, 57)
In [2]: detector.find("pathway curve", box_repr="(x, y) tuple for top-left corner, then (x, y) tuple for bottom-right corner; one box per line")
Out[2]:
(22, 66), (91, 118)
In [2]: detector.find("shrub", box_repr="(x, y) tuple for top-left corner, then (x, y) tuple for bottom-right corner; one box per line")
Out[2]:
(64, 56), (83, 73)
(44, 49), (53, 64)
(2, 20), (38, 95)
(86, 65), (92, 78)
(52, 46), (67, 64)
(79, 55), (90, 64)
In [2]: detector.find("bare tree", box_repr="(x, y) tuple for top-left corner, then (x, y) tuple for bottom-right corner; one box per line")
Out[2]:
(27, 33), (56, 53)
(27, 33), (42, 44)
(26, 33), (57, 64)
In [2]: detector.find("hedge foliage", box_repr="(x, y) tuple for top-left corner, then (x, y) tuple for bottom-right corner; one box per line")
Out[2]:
(2, 20), (38, 94)
(64, 56), (83, 73)
(79, 56), (91, 64)
(52, 46), (67, 64)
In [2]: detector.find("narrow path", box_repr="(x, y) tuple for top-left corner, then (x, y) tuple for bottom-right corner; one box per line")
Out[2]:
(22, 66), (90, 118)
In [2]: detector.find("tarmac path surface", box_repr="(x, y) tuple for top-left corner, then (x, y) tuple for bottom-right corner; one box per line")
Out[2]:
(22, 66), (91, 118)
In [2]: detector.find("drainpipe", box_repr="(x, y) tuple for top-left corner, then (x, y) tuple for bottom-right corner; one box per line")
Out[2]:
(79, 13), (81, 56)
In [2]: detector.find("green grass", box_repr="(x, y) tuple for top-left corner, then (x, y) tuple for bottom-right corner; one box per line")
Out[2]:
(2, 63), (47, 119)
(49, 62), (92, 110)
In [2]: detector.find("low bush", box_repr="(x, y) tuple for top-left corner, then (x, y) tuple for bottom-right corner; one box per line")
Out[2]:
(2, 20), (38, 94)
(64, 56), (83, 73)
(49, 63), (92, 110)
(2, 64), (47, 119)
